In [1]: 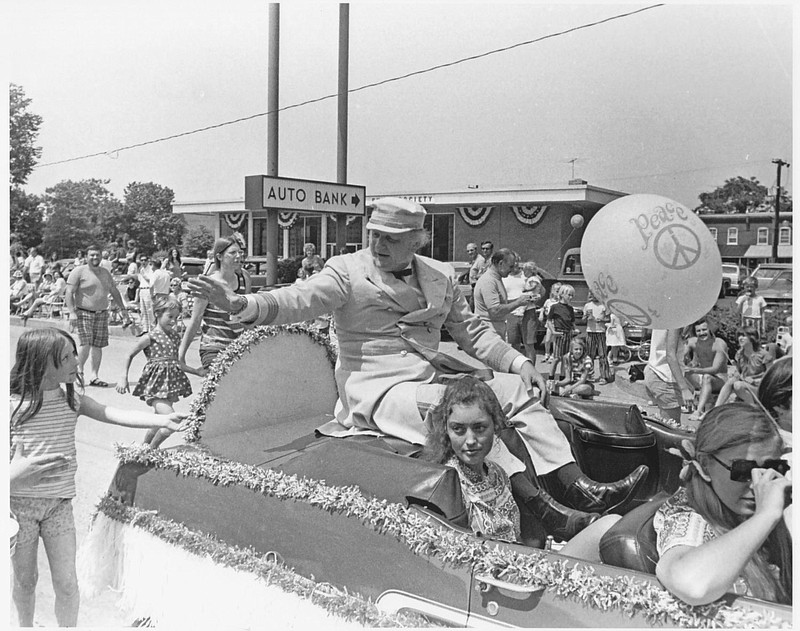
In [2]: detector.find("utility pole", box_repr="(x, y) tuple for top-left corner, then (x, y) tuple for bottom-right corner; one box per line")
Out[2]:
(771, 158), (790, 263)
(265, 3), (280, 285)
(335, 4), (349, 257)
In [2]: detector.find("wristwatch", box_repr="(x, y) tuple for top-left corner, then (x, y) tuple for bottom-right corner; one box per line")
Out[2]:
(230, 294), (248, 316)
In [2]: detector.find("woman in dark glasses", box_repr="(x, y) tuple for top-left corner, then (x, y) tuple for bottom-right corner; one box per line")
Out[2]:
(653, 403), (791, 605)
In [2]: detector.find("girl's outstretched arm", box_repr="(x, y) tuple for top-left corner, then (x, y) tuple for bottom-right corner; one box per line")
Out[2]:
(179, 361), (206, 377)
(79, 396), (186, 431)
(116, 335), (151, 394)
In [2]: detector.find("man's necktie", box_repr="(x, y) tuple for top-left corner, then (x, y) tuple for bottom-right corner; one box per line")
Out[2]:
(390, 268), (413, 280)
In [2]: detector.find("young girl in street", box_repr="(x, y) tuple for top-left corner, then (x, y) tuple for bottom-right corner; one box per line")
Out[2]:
(117, 296), (205, 448)
(10, 327), (186, 627)
(540, 282), (562, 362)
(605, 312), (627, 365)
(547, 284), (577, 382)
(554, 337), (599, 399)
(583, 290), (611, 383)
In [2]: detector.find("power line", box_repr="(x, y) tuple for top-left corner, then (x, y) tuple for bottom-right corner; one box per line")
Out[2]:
(35, 4), (663, 169)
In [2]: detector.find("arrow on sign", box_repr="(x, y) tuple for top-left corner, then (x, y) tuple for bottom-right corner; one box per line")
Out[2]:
(351, 194), (360, 207)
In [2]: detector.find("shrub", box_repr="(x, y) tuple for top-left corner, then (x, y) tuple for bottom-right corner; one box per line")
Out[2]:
(277, 256), (303, 284)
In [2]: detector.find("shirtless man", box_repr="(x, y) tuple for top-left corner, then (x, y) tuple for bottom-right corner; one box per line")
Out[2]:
(683, 317), (728, 419)
(66, 246), (132, 386)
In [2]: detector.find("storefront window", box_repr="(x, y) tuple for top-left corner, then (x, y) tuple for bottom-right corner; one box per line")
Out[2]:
(279, 215), (323, 259)
(418, 214), (454, 261)
(326, 215), (364, 257)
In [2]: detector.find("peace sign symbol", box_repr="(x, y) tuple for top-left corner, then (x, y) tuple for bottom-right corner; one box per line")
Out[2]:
(653, 225), (701, 271)
(606, 299), (652, 327)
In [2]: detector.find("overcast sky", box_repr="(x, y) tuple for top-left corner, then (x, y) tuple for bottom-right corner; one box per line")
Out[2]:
(5, 1), (794, 208)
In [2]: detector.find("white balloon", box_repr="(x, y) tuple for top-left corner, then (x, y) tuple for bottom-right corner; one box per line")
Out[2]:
(570, 214), (584, 229)
(582, 194), (722, 330)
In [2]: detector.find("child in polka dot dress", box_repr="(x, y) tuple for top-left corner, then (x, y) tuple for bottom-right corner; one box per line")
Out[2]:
(117, 296), (205, 447)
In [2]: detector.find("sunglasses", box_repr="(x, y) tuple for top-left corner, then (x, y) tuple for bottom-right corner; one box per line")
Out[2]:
(709, 454), (790, 482)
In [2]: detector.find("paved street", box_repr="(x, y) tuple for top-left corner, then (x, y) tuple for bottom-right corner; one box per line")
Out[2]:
(8, 317), (657, 626)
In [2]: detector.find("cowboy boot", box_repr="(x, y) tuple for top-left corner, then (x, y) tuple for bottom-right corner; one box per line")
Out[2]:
(510, 473), (599, 542)
(563, 464), (649, 515)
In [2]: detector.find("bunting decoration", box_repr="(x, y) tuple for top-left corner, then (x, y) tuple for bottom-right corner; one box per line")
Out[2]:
(278, 212), (299, 230)
(223, 212), (247, 231)
(330, 214), (360, 226)
(456, 206), (494, 227)
(511, 205), (548, 226)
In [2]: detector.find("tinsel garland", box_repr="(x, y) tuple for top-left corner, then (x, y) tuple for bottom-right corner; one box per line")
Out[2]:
(105, 443), (789, 629)
(183, 324), (339, 443)
(94, 495), (433, 628)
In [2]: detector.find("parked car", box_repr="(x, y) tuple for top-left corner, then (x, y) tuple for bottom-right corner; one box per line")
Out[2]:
(749, 263), (792, 307)
(448, 260), (473, 303)
(180, 256), (207, 279)
(81, 325), (791, 628)
(721, 263), (750, 296)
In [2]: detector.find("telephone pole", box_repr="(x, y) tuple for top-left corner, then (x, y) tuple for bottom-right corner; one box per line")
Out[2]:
(771, 158), (790, 263)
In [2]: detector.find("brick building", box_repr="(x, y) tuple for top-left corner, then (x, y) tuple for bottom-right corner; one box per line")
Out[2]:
(696, 211), (793, 269)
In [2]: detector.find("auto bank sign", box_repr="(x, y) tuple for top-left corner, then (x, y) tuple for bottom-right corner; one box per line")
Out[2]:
(245, 175), (366, 215)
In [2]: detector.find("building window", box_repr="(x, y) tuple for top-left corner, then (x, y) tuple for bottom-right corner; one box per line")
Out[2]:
(757, 227), (769, 245)
(726, 227), (738, 245)
(325, 215), (364, 258)
(708, 227), (717, 242)
(779, 226), (791, 245)
(418, 213), (454, 261)
(278, 215), (322, 259)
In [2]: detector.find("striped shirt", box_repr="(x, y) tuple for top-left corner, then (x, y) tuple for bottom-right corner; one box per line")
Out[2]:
(10, 388), (81, 499)
(200, 272), (247, 352)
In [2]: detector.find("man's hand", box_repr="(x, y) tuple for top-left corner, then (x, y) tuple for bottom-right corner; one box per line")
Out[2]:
(519, 361), (549, 407)
(187, 275), (237, 311)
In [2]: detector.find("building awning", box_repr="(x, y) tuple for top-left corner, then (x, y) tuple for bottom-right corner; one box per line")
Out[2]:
(742, 245), (793, 258)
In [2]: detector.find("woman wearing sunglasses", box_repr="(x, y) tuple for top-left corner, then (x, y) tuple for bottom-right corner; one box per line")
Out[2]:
(654, 403), (791, 605)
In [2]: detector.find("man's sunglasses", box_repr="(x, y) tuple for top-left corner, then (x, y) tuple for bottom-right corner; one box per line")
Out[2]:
(709, 454), (790, 482)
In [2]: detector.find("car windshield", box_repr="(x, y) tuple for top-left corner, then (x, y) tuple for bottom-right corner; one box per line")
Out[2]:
(753, 267), (785, 280)
(766, 271), (792, 291)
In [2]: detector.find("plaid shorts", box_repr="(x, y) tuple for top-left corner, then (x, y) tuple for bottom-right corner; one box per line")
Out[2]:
(10, 497), (75, 547)
(75, 308), (109, 348)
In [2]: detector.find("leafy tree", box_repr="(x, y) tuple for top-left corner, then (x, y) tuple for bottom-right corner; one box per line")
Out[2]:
(40, 179), (122, 257)
(181, 224), (215, 257)
(695, 176), (769, 214)
(123, 182), (185, 252)
(9, 186), (43, 248)
(10, 83), (43, 186)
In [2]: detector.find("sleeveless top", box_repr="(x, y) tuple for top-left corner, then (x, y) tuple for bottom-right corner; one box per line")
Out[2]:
(200, 272), (247, 352)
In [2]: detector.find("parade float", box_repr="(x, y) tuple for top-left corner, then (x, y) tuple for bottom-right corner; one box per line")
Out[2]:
(78, 323), (792, 629)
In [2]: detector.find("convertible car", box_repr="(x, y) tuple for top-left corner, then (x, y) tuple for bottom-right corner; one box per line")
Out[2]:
(78, 325), (791, 628)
